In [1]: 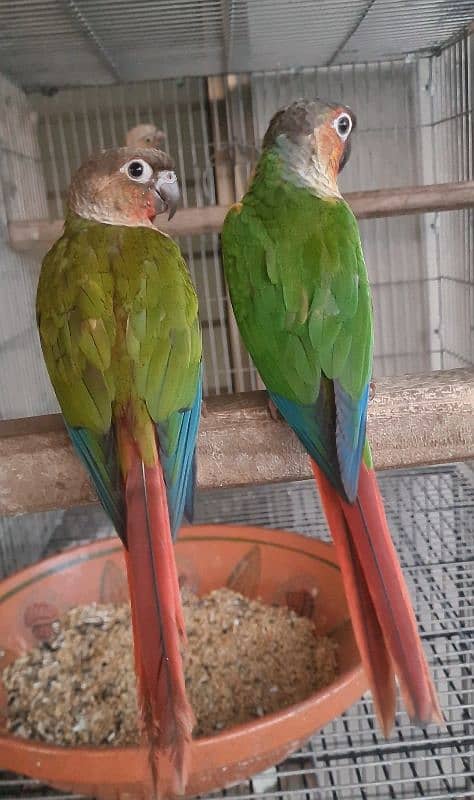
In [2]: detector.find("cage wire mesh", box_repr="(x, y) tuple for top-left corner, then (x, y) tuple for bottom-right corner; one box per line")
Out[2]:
(0, 463), (473, 799)
(0, 3), (473, 800)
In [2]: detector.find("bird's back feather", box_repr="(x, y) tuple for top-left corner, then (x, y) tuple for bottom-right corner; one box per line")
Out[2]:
(37, 213), (202, 538)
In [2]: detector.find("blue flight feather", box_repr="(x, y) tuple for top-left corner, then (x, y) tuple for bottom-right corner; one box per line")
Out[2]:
(157, 366), (202, 539)
(65, 423), (125, 540)
(334, 379), (369, 502)
(65, 366), (202, 544)
(270, 374), (369, 503)
(269, 378), (343, 496)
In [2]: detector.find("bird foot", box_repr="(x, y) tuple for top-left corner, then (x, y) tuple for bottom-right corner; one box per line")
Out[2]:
(201, 399), (208, 418)
(267, 396), (282, 421)
(369, 381), (376, 402)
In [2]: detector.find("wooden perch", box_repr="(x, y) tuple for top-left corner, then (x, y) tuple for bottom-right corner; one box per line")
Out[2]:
(8, 180), (474, 256)
(0, 369), (472, 517)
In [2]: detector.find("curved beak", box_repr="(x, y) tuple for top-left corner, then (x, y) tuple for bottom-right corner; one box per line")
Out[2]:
(339, 140), (351, 173)
(155, 170), (180, 220)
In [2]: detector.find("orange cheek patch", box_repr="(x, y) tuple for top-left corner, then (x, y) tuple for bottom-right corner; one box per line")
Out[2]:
(128, 187), (155, 222)
(144, 193), (157, 221)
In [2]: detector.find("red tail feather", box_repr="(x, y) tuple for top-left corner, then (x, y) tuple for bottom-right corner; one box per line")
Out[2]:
(312, 460), (443, 732)
(121, 430), (194, 798)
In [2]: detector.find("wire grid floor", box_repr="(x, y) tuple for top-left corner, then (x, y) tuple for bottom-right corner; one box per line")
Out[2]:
(1, 463), (473, 799)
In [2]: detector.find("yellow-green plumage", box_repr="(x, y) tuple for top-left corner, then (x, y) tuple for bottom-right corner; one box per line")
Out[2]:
(38, 212), (200, 435)
(37, 211), (202, 537)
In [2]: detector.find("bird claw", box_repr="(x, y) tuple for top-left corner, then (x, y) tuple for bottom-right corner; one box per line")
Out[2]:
(201, 399), (208, 418)
(369, 381), (376, 401)
(267, 396), (282, 421)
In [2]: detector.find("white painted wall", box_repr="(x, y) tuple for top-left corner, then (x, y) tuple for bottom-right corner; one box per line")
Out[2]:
(0, 73), (56, 418)
(0, 73), (63, 575)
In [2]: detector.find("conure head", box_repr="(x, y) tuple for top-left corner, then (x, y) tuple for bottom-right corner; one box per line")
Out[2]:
(262, 98), (356, 197)
(68, 147), (179, 227)
(126, 123), (166, 150)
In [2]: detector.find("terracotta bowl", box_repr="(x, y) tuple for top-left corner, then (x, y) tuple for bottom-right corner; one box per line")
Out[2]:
(0, 525), (366, 799)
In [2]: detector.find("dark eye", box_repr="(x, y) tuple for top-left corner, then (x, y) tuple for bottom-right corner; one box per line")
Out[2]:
(335, 113), (352, 140)
(128, 161), (144, 178)
(121, 158), (154, 183)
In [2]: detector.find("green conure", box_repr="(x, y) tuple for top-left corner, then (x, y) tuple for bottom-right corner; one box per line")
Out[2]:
(37, 147), (202, 796)
(222, 99), (442, 734)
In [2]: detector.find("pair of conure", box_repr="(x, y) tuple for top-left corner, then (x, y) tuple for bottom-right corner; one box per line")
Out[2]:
(36, 99), (441, 797)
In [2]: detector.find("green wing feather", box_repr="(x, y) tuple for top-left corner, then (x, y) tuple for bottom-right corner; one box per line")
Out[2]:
(223, 200), (372, 399)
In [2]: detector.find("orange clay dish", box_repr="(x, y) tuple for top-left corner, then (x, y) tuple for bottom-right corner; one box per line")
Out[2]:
(0, 525), (366, 800)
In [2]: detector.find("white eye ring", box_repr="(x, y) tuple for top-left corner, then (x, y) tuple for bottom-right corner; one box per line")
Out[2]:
(333, 113), (352, 141)
(121, 159), (154, 183)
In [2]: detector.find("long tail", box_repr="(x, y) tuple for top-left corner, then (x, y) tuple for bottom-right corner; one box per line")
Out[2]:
(312, 460), (443, 734)
(119, 426), (194, 798)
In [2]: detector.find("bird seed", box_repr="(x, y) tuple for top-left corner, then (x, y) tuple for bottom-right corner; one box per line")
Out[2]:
(3, 588), (338, 744)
